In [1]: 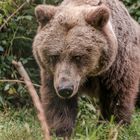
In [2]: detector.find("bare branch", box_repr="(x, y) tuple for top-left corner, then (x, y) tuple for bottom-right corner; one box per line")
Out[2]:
(12, 60), (51, 140)
(0, 79), (40, 87)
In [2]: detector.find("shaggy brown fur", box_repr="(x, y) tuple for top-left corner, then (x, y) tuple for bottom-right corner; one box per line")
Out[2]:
(32, 0), (140, 137)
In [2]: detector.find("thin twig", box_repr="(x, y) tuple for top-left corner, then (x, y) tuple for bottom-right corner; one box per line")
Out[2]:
(0, 2), (26, 31)
(12, 60), (51, 140)
(14, 36), (32, 41)
(0, 79), (40, 87)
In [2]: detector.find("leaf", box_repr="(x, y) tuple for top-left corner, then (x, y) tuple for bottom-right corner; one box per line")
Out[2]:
(136, 10), (140, 16)
(8, 87), (16, 95)
(0, 46), (4, 52)
(26, 0), (31, 3)
(22, 59), (28, 64)
(0, 96), (4, 106)
(86, 104), (96, 112)
(4, 84), (10, 91)
(17, 15), (33, 21)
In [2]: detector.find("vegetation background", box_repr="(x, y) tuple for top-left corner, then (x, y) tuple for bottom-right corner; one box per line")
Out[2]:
(0, 0), (140, 140)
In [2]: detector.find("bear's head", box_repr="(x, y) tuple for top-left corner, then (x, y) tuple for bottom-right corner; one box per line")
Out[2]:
(33, 3), (118, 99)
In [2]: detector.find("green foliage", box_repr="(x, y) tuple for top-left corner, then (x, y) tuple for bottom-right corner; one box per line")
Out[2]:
(123, 0), (140, 23)
(0, 107), (43, 140)
(0, 0), (39, 108)
(0, 99), (140, 140)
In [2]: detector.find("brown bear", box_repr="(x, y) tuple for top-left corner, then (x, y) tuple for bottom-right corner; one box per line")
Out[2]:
(32, 0), (140, 137)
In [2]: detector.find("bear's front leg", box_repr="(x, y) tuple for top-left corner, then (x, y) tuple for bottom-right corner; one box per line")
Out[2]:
(40, 72), (78, 137)
(99, 82), (138, 124)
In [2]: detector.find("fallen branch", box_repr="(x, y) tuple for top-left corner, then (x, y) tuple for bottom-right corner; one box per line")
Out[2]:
(0, 79), (40, 87)
(12, 60), (50, 140)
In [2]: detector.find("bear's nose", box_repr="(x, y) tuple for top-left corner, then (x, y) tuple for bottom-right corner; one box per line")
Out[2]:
(58, 86), (73, 98)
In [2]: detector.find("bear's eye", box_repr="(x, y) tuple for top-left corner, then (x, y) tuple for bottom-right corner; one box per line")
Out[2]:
(71, 55), (90, 66)
(75, 56), (81, 61)
(48, 55), (59, 64)
(72, 55), (82, 63)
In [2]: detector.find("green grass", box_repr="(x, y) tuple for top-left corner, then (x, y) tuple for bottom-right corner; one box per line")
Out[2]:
(0, 97), (140, 140)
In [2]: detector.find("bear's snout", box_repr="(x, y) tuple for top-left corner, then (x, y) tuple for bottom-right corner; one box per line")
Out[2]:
(53, 62), (80, 99)
(57, 85), (74, 98)
(55, 77), (79, 99)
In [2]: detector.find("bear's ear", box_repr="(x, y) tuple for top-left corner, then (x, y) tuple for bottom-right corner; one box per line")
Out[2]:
(35, 5), (57, 27)
(85, 5), (110, 29)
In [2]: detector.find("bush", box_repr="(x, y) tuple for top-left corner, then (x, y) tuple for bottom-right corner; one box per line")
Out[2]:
(123, 0), (140, 23)
(0, 0), (38, 108)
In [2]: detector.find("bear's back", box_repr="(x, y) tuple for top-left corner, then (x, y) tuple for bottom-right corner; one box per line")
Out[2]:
(62, 0), (140, 48)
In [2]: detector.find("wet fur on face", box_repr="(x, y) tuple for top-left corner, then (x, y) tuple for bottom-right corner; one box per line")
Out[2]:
(33, 4), (117, 98)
